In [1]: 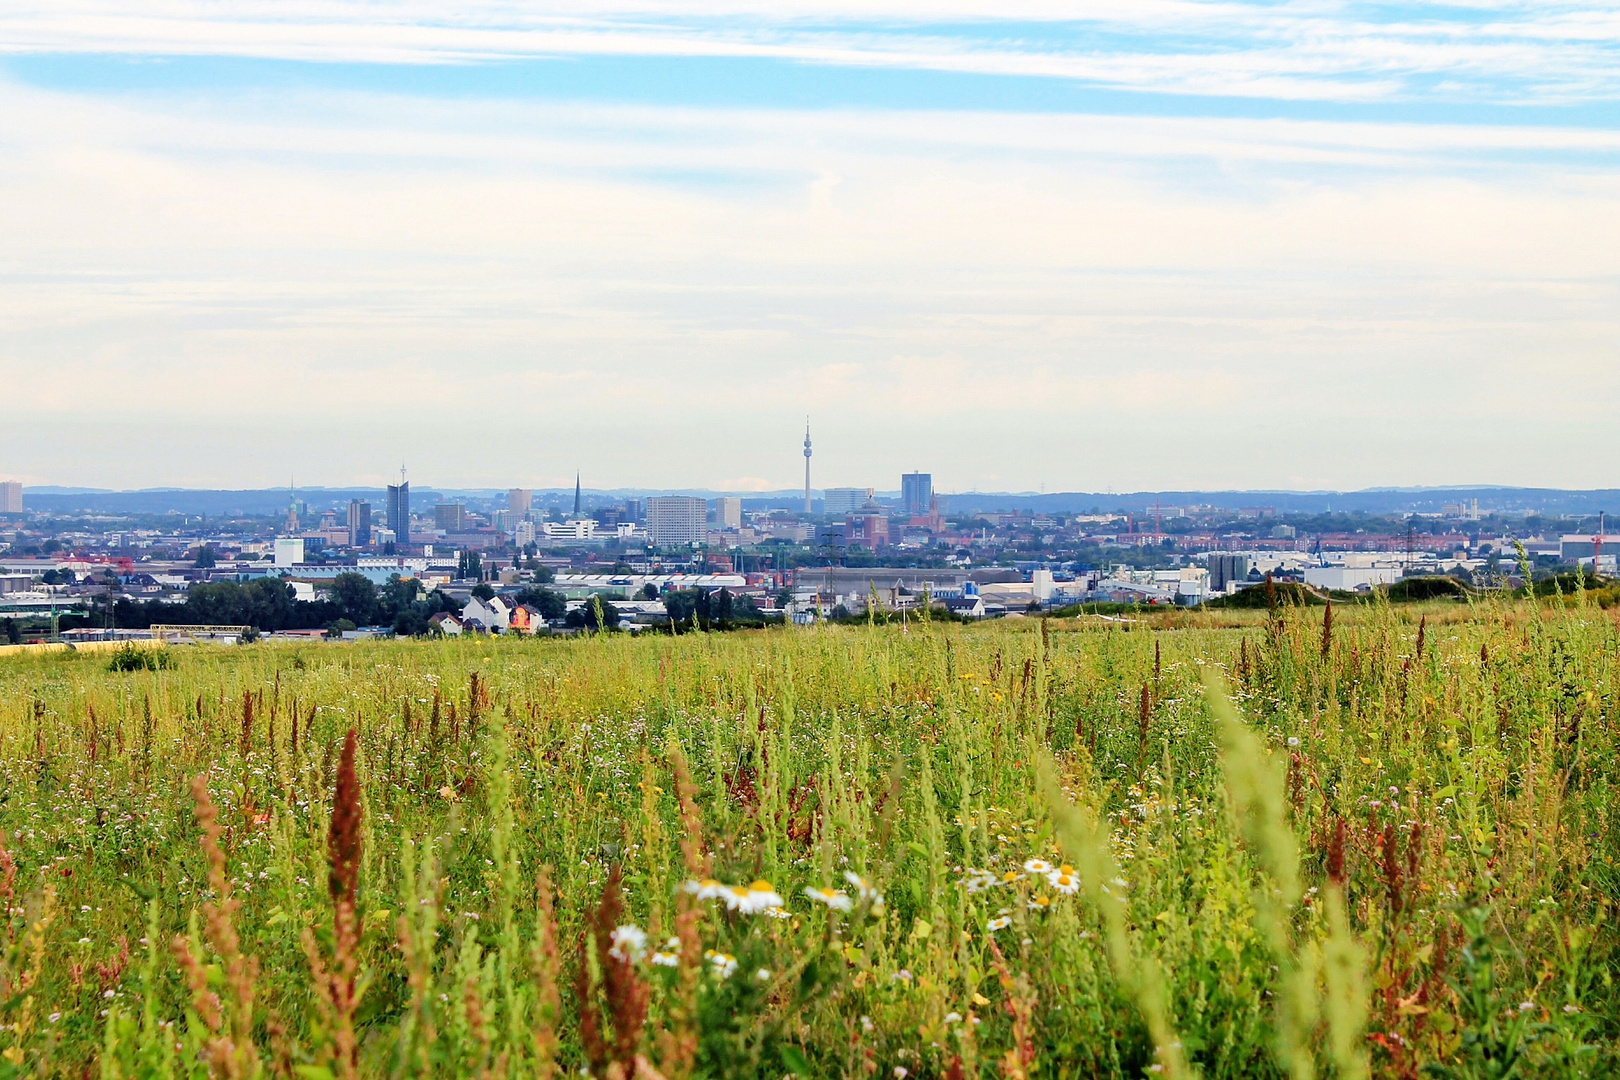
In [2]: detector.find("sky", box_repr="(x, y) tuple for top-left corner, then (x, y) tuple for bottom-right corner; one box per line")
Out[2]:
(2, 3), (1618, 494)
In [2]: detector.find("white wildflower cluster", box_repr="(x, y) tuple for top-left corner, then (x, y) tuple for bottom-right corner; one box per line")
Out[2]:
(961, 859), (1078, 898)
(803, 872), (883, 914)
(650, 937), (681, 967)
(682, 878), (784, 914)
(608, 925), (648, 963)
(804, 886), (852, 911)
(843, 871), (885, 912)
(705, 950), (738, 979)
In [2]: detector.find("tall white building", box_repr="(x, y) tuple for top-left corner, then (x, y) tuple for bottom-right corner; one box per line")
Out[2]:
(273, 538), (305, 567)
(714, 496), (742, 530)
(647, 496), (706, 546)
(0, 481), (20, 514)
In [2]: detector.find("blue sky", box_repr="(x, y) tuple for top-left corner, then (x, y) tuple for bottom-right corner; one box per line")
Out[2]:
(2, 3), (1618, 491)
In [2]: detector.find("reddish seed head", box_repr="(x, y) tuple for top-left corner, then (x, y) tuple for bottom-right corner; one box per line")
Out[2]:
(1326, 817), (1346, 886)
(327, 727), (362, 910)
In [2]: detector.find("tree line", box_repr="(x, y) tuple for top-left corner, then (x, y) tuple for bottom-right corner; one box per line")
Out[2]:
(106, 574), (460, 637)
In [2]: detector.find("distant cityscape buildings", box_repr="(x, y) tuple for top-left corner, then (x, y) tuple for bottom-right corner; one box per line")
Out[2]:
(386, 481), (410, 535)
(647, 496), (706, 546)
(10, 421), (1617, 646)
(4, 452), (1616, 644)
(274, 537), (305, 567)
(902, 473), (933, 517)
(1207, 553), (1250, 592)
(346, 500), (371, 548)
(823, 487), (867, 516)
(713, 496), (742, 530)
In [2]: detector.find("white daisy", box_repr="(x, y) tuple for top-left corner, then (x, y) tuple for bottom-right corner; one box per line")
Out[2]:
(804, 886), (854, 911)
(608, 925), (647, 962)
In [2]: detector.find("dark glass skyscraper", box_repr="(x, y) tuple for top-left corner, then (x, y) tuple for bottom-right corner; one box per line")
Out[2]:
(386, 481), (410, 536)
(347, 500), (372, 547)
(901, 472), (932, 517)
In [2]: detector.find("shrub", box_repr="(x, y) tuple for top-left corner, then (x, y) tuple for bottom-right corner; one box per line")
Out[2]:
(1383, 576), (1470, 602)
(106, 642), (174, 671)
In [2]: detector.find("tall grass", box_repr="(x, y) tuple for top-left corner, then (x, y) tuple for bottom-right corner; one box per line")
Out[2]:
(0, 598), (1613, 1078)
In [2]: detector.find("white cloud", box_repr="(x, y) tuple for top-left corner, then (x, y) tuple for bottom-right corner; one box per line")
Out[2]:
(3, 2), (1620, 103)
(1, 78), (1619, 488)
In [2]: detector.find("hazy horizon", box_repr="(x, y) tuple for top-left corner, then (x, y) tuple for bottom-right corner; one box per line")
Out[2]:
(3, 3), (1618, 492)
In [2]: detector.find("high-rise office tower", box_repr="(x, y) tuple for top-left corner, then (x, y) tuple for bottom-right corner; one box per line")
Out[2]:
(647, 496), (707, 546)
(1, 481), (23, 514)
(823, 487), (866, 516)
(347, 500), (372, 547)
(508, 488), (532, 517)
(386, 480), (410, 536)
(902, 472), (933, 517)
(435, 504), (466, 532)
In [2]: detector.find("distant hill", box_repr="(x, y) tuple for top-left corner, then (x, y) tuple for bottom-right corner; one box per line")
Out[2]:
(938, 487), (1620, 516)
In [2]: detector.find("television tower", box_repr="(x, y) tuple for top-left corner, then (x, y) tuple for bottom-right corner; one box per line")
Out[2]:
(802, 419), (813, 515)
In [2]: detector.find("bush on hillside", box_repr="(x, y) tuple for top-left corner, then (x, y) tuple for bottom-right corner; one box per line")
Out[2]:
(1384, 576), (1471, 602)
(1204, 580), (1325, 609)
(106, 643), (174, 672)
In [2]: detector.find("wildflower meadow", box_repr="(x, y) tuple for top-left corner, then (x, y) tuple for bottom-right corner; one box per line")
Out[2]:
(0, 594), (1616, 1078)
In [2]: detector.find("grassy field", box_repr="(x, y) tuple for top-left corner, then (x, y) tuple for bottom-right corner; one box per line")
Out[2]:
(0, 596), (1615, 1079)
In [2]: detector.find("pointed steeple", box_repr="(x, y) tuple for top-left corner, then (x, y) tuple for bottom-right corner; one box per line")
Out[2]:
(574, 473), (582, 517)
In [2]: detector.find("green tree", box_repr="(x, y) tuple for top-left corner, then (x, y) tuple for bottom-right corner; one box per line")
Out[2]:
(393, 609), (430, 637)
(471, 582), (496, 601)
(565, 597), (618, 631)
(330, 572), (378, 625)
(377, 574), (419, 621)
(514, 586), (566, 621)
(194, 545), (217, 569)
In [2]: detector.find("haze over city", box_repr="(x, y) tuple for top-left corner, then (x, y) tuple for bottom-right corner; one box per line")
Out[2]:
(4, 3), (1619, 492)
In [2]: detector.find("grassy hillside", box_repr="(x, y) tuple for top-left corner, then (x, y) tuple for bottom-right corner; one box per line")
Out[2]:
(0, 599), (1615, 1078)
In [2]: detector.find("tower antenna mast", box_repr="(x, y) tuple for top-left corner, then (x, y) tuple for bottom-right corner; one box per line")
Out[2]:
(802, 418), (813, 516)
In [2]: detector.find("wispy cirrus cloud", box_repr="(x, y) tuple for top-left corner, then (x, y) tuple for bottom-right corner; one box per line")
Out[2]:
(2, 2), (1620, 105)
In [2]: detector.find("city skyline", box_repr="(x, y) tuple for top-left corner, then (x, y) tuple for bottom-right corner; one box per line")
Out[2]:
(3, 4), (1619, 491)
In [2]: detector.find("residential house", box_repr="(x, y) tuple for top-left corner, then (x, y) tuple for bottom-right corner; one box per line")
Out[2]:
(508, 603), (547, 635)
(461, 596), (511, 633)
(428, 612), (463, 636)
